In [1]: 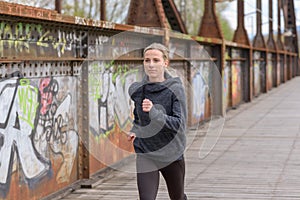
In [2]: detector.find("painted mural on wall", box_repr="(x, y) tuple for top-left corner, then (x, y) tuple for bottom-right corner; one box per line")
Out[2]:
(88, 61), (140, 167)
(267, 53), (273, 90)
(253, 62), (261, 96)
(0, 74), (78, 199)
(223, 62), (230, 111)
(88, 61), (139, 137)
(280, 55), (285, 83)
(190, 61), (209, 123)
(0, 21), (87, 58)
(231, 49), (242, 107)
(231, 61), (242, 106)
(277, 60), (281, 86)
(253, 51), (261, 96)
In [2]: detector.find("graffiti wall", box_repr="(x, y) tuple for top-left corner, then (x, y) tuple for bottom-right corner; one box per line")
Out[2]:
(0, 71), (79, 200)
(231, 49), (242, 107)
(223, 62), (230, 111)
(88, 61), (141, 174)
(231, 61), (242, 107)
(267, 53), (273, 90)
(0, 21), (87, 59)
(253, 51), (261, 97)
(253, 62), (261, 96)
(277, 57), (281, 86)
(189, 61), (209, 125)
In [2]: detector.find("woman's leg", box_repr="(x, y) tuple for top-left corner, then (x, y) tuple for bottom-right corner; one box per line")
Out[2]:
(136, 155), (160, 200)
(160, 159), (187, 200)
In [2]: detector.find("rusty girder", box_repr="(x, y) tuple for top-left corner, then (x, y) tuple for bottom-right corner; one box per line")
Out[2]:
(127, 0), (170, 29)
(253, 0), (266, 49)
(127, 0), (187, 34)
(282, 0), (298, 53)
(55, 0), (61, 13)
(267, 0), (276, 50)
(232, 0), (250, 46)
(161, 0), (187, 33)
(198, 0), (223, 39)
(277, 0), (284, 50)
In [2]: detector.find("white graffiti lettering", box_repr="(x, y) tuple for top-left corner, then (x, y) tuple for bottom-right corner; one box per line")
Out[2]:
(0, 79), (48, 184)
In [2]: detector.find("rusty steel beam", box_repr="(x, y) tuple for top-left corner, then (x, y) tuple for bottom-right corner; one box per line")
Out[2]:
(100, 0), (106, 21)
(232, 0), (250, 46)
(276, 0), (284, 50)
(127, 0), (170, 29)
(282, 0), (298, 53)
(267, 0), (276, 50)
(161, 0), (187, 33)
(127, 0), (187, 33)
(198, 0), (223, 39)
(55, 0), (61, 13)
(253, 0), (266, 49)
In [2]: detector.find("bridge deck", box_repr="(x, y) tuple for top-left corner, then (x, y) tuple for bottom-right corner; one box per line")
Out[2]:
(55, 77), (300, 200)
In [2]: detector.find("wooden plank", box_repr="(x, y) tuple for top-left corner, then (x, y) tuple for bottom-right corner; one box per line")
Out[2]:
(56, 77), (300, 199)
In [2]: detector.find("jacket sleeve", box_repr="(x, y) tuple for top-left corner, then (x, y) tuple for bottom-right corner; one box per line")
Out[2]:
(149, 83), (187, 134)
(128, 82), (141, 134)
(130, 104), (140, 134)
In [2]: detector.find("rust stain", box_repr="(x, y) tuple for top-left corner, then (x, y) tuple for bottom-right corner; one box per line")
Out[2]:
(0, 2), (55, 20)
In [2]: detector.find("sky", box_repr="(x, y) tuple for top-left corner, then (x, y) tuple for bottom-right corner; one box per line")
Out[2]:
(223, 0), (300, 38)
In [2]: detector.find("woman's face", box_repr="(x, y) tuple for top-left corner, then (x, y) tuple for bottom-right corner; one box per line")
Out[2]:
(143, 49), (168, 82)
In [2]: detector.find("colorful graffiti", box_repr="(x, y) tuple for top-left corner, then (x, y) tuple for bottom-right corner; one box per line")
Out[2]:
(0, 21), (87, 58)
(0, 74), (78, 198)
(231, 61), (242, 106)
(277, 61), (281, 86)
(253, 61), (261, 96)
(253, 51), (261, 96)
(267, 53), (273, 90)
(223, 63), (230, 111)
(191, 62), (209, 121)
(88, 61), (139, 137)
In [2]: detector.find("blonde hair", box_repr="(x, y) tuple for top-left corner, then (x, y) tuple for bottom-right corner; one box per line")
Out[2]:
(143, 43), (169, 61)
(143, 43), (179, 77)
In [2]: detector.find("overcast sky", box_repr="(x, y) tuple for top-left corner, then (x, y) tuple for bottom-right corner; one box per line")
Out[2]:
(223, 0), (300, 37)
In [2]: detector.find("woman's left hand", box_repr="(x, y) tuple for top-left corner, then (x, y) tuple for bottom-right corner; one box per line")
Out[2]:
(142, 98), (153, 112)
(127, 132), (136, 142)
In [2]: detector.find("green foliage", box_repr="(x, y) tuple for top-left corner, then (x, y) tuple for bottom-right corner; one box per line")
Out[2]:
(173, 0), (204, 35)
(219, 17), (234, 41)
(216, 2), (234, 41)
(173, 0), (234, 40)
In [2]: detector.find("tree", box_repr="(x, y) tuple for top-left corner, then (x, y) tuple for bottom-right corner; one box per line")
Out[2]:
(3, 0), (129, 22)
(216, 2), (235, 40)
(174, 0), (204, 35)
(174, 0), (234, 39)
(2, 0), (54, 9)
(61, 0), (130, 22)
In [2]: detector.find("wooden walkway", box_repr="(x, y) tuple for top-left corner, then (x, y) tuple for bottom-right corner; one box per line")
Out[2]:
(51, 77), (300, 200)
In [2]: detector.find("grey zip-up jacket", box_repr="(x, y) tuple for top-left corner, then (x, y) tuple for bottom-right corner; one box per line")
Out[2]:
(128, 72), (187, 162)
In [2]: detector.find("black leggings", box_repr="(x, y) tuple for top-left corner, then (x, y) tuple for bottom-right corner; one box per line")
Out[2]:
(136, 155), (187, 200)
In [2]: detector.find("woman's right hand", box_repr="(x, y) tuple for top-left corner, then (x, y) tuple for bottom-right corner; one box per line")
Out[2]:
(127, 132), (136, 142)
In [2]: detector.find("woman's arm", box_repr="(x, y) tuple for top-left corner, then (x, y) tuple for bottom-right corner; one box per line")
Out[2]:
(149, 84), (187, 133)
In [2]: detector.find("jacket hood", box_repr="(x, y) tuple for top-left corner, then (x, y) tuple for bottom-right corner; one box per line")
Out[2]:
(129, 72), (182, 97)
